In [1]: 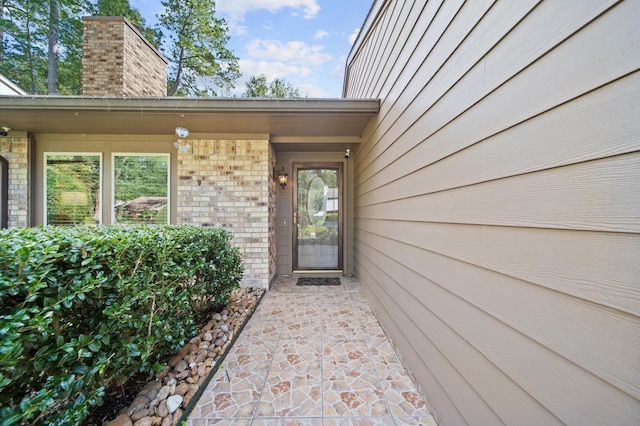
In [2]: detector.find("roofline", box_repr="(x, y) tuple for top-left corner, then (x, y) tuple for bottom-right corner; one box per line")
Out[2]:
(0, 95), (380, 114)
(0, 74), (28, 95)
(343, 0), (389, 97)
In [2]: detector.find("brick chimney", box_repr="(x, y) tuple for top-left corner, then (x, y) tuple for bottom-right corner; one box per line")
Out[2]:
(82, 16), (167, 97)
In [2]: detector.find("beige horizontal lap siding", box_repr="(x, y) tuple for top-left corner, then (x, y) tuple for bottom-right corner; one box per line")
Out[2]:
(346, 0), (640, 424)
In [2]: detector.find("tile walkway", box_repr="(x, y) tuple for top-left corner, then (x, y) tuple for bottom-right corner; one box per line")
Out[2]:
(186, 276), (437, 426)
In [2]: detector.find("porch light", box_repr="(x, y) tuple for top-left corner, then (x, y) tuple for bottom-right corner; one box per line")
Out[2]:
(175, 126), (189, 138)
(277, 167), (288, 189)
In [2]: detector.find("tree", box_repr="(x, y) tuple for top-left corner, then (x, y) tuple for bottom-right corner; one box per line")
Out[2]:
(2, 0), (239, 96)
(92, 0), (160, 47)
(243, 74), (301, 98)
(0, 0), (48, 94)
(158, 0), (239, 96)
(1, 0), (87, 94)
(47, 0), (58, 94)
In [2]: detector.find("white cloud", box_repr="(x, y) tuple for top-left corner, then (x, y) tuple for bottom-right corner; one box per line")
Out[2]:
(239, 59), (313, 80)
(216, 0), (320, 21)
(295, 83), (328, 98)
(349, 28), (360, 45)
(231, 58), (318, 96)
(331, 55), (347, 78)
(246, 39), (332, 66)
(314, 30), (329, 40)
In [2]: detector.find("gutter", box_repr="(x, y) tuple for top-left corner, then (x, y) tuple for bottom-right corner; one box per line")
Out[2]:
(0, 96), (380, 115)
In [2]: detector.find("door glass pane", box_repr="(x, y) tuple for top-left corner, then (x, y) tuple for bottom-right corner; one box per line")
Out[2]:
(45, 154), (101, 225)
(113, 154), (169, 224)
(297, 168), (339, 269)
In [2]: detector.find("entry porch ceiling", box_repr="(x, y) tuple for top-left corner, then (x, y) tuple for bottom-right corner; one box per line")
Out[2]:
(0, 96), (379, 137)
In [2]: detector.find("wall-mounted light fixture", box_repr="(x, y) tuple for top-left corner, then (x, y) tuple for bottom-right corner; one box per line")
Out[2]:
(173, 125), (191, 152)
(276, 166), (288, 189)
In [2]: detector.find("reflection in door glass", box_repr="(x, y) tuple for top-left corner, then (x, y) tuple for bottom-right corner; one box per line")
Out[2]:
(297, 169), (339, 269)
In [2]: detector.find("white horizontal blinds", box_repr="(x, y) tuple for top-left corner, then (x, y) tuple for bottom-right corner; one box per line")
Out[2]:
(113, 154), (169, 224)
(45, 154), (102, 225)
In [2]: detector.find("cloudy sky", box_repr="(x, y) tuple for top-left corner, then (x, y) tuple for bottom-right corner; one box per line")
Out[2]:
(130, 0), (374, 98)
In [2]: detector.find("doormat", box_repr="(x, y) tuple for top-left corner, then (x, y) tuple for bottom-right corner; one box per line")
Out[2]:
(296, 277), (341, 286)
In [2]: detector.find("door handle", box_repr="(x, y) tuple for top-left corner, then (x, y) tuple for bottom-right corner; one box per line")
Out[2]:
(293, 212), (297, 225)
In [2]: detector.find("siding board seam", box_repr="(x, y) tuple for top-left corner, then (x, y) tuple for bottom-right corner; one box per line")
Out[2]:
(356, 234), (640, 421)
(355, 0), (623, 187)
(355, 239), (558, 424)
(356, 225), (640, 394)
(354, 0), (529, 181)
(355, 249), (478, 425)
(355, 70), (640, 199)
(355, 148), (640, 209)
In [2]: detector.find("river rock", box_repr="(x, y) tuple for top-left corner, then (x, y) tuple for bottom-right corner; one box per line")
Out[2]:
(166, 395), (183, 414)
(105, 413), (133, 426)
(183, 390), (196, 407)
(157, 399), (168, 418)
(174, 360), (188, 373)
(133, 417), (153, 426)
(128, 395), (149, 415)
(130, 409), (149, 422)
(156, 385), (170, 401)
(174, 383), (190, 396)
(175, 370), (189, 380)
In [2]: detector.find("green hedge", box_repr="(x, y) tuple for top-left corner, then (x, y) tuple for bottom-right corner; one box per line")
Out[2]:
(0, 225), (243, 425)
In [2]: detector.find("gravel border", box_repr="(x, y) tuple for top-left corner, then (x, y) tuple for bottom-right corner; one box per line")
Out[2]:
(104, 287), (265, 426)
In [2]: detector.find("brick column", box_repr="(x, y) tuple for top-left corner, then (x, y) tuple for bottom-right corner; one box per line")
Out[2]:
(0, 137), (30, 228)
(177, 139), (271, 288)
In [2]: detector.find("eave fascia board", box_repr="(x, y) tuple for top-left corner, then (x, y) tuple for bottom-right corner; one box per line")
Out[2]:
(0, 96), (380, 115)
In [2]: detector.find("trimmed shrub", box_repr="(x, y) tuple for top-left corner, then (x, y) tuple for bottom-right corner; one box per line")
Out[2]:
(0, 225), (243, 425)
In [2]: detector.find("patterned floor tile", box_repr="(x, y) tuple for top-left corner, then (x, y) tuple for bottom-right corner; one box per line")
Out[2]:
(251, 306), (289, 321)
(323, 320), (364, 340)
(322, 306), (357, 321)
(323, 369), (389, 417)
(288, 305), (323, 318)
(241, 320), (283, 340)
(187, 277), (435, 425)
(378, 366), (432, 417)
(323, 340), (373, 370)
(272, 339), (322, 370)
(323, 417), (395, 425)
(252, 418), (323, 426)
(256, 369), (323, 417)
(222, 340), (276, 370)
(191, 369), (267, 418)
(186, 419), (252, 426)
(323, 293), (356, 305)
(366, 340), (403, 370)
(392, 417), (438, 425)
(360, 321), (388, 339)
(280, 320), (322, 339)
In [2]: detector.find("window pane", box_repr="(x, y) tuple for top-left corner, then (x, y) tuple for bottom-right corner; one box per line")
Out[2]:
(113, 155), (169, 224)
(46, 154), (101, 225)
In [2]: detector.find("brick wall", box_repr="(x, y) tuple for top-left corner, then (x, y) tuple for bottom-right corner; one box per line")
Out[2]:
(82, 17), (167, 97)
(177, 139), (274, 288)
(0, 137), (30, 228)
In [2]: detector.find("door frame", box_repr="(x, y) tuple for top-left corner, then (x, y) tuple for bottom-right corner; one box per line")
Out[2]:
(292, 162), (344, 272)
